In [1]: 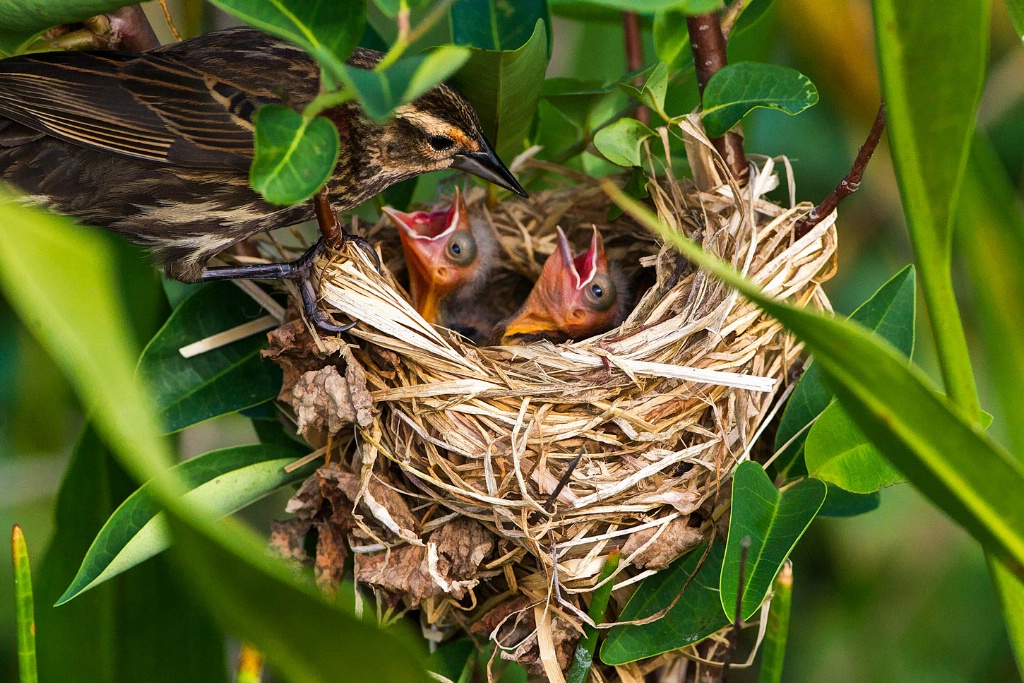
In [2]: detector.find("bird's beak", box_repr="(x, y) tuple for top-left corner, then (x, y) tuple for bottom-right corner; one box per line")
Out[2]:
(500, 228), (581, 343)
(452, 137), (528, 197)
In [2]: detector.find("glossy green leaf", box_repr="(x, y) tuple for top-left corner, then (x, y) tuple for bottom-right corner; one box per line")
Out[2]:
(58, 444), (316, 605)
(567, 551), (620, 683)
(757, 562), (792, 683)
(1006, 0), (1024, 39)
(559, 0), (701, 9)
(958, 135), (1024, 456)
(341, 47), (471, 121)
(250, 105), (340, 205)
(593, 117), (657, 167)
(0, 0), (134, 55)
(601, 543), (728, 665)
(426, 639), (476, 682)
(701, 62), (818, 138)
(804, 401), (905, 493)
(720, 462), (825, 620)
(137, 283), (281, 433)
(606, 183), (1024, 579)
(618, 62), (669, 118)
(451, 20), (549, 161)
(451, 0), (549, 51)
(35, 425), (228, 683)
(0, 195), (430, 682)
(12, 525), (37, 683)
(817, 488), (880, 518)
(873, 0), (988, 413)
(208, 0), (365, 80)
(773, 265), (916, 477)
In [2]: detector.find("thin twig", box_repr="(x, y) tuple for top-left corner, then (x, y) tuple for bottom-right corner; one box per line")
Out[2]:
(687, 12), (749, 183)
(795, 103), (886, 238)
(105, 5), (160, 51)
(314, 188), (342, 246)
(157, 0), (183, 41)
(622, 12), (650, 126)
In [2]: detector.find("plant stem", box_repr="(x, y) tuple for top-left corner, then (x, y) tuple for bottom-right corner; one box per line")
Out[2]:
(757, 562), (793, 683)
(687, 12), (749, 183)
(303, 90), (356, 121)
(566, 551), (621, 683)
(105, 5), (160, 51)
(622, 12), (649, 126)
(12, 525), (38, 683)
(796, 103), (886, 238)
(375, 0), (454, 71)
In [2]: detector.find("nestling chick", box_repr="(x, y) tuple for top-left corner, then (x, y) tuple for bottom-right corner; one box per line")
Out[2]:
(0, 27), (525, 329)
(385, 187), (527, 344)
(499, 227), (627, 345)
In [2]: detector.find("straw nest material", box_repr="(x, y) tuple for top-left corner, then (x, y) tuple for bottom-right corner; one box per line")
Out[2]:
(267, 116), (838, 678)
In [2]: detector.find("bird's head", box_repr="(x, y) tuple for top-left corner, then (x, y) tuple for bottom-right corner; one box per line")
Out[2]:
(384, 187), (486, 325)
(500, 227), (623, 345)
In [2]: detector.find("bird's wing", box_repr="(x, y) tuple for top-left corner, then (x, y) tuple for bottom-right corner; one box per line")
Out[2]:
(0, 30), (319, 170)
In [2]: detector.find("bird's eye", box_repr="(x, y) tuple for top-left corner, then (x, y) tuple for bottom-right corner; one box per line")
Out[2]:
(428, 135), (455, 152)
(446, 232), (477, 266)
(583, 273), (617, 311)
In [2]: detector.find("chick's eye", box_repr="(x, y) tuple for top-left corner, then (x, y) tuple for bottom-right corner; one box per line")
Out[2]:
(446, 233), (477, 266)
(428, 135), (455, 152)
(583, 274), (617, 311)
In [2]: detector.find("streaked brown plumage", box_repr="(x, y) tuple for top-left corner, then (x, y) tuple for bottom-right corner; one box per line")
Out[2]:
(498, 227), (627, 345)
(0, 27), (525, 289)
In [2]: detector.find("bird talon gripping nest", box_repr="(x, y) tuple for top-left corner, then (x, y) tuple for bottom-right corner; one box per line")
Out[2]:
(269, 116), (838, 676)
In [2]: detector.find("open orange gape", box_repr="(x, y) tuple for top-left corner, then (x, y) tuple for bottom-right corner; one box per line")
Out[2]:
(265, 116), (837, 677)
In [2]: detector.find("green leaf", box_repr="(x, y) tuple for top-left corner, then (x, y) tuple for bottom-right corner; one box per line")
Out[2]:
(757, 562), (792, 683)
(720, 462), (825, 620)
(701, 62), (818, 138)
(12, 525), (37, 683)
(991, 559), (1024, 676)
(426, 639), (476, 682)
(35, 425), (228, 683)
(560, 0), (701, 9)
(58, 444), (316, 605)
(618, 62), (669, 118)
(250, 105), (340, 205)
(0, 195), (429, 682)
(137, 283), (281, 433)
(451, 0), (549, 51)
(773, 265), (916, 477)
(873, 0), (988, 413)
(605, 183), (1024, 580)
(601, 543), (729, 665)
(593, 117), (657, 167)
(1005, 0), (1024, 39)
(818, 488), (880, 518)
(654, 0), (774, 72)
(208, 0), (365, 80)
(567, 550), (620, 683)
(451, 20), (549, 161)
(341, 46), (471, 121)
(0, 0), (134, 55)
(804, 401), (906, 493)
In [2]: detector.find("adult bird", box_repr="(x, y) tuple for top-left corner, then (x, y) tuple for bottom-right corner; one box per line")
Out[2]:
(383, 187), (530, 344)
(0, 26), (526, 331)
(498, 227), (627, 345)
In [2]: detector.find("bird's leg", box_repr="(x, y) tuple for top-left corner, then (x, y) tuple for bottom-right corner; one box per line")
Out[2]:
(313, 188), (381, 272)
(198, 238), (354, 334)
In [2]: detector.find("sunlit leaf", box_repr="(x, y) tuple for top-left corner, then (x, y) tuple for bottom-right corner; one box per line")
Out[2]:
(250, 105), (340, 205)
(720, 462), (825, 620)
(451, 0), (549, 51)
(618, 62), (669, 117)
(593, 117), (656, 167)
(804, 401), (906, 493)
(137, 283), (282, 433)
(58, 444), (316, 605)
(701, 62), (818, 137)
(601, 543), (728, 665)
(342, 47), (471, 121)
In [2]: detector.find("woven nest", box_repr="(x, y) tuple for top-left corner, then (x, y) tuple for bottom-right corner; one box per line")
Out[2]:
(268, 116), (837, 678)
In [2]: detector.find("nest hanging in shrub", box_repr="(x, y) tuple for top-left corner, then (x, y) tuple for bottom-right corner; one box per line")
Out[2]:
(267, 116), (838, 678)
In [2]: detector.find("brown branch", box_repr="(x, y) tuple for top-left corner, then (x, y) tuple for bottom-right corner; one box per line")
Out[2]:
(622, 12), (649, 126)
(687, 12), (749, 184)
(105, 5), (160, 51)
(795, 103), (886, 239)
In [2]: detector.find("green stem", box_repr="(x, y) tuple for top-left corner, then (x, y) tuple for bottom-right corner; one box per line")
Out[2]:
(12, 525), (38, 683)
(303, 90), (356, 121)
(757, 562), (793, 683)
(375, 0), (454, 72)
(566, 550), (621, 683)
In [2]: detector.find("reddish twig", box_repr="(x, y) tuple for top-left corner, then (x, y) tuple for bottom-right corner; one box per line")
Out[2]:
(687, 12), (749, 184)
(622, 12), (650, 126)
(105, 5), (160, 51)
(795, 103), (886, 239)
(314, 188), (343, 247)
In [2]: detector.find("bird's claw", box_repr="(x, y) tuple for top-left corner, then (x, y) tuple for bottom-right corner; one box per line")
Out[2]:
(339, 231), (382, 272)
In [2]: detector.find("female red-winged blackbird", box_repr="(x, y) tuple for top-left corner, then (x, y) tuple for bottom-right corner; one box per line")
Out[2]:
(498, 227), (627, 345)
(0, 26), (525, 331)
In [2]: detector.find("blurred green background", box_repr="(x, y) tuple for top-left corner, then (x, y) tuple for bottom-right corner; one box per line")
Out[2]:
(1, 0), (1022, 680)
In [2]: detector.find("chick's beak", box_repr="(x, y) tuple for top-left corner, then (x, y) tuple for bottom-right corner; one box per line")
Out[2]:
(500, 228), (581, 343)
(452, 136), (528, 197)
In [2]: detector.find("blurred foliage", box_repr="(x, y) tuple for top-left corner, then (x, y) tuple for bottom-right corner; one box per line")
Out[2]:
(1, 0), (1024, 681)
